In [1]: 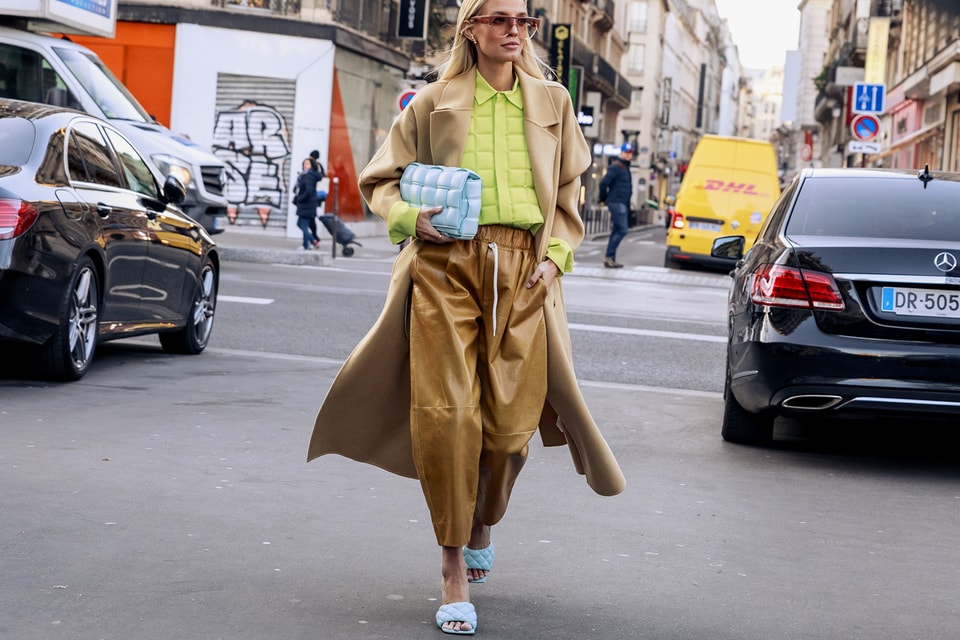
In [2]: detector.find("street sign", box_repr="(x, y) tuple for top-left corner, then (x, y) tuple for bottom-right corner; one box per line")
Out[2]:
(398, 89), (417, 111)
(397, 0), (428, 38)
(800, 143), (813, 161)
(848, 140), (882, 155)
(853, 82), (885, 113)
(850, 113), (881, 141)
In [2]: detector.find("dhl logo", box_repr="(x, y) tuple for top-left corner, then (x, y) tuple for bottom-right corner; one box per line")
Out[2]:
(695, 180), (770, 197)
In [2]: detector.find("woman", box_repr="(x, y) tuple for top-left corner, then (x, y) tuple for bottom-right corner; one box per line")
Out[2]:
(293, 156), (322, 249)
(307, 0), (625, 634)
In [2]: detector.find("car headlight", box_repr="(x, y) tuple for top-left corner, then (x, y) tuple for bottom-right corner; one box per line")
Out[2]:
(152, 154), (195, 190)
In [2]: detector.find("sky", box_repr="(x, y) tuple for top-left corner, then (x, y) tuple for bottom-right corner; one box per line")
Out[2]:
(713, 0), (802, 70)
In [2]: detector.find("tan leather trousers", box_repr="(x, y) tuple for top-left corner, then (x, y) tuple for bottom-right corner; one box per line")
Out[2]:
(409, 225), (548, 546)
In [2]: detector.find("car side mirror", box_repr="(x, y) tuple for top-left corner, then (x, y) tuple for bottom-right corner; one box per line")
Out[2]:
(711, 236), (745, 260)
(163, 174), (186, 206)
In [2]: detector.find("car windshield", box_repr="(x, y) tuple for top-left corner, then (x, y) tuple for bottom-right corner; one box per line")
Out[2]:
(52, 47), (152, 123)
(0, 117), (36, 166)
(787, 176), (960, 242)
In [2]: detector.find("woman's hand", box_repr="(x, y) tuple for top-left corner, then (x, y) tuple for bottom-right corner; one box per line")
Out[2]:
(526, 259), (559, 290)
(416, 207), (455, 244)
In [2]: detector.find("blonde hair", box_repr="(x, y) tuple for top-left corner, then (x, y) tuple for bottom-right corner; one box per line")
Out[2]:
(435, 0), (552, 82)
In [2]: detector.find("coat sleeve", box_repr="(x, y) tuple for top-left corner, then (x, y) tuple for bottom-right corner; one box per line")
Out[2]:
(358, 91), (432, 222)
(547, 86), (591, 254)
(598, 167), (611, 203)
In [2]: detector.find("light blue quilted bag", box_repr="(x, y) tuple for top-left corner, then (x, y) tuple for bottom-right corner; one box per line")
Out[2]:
(399, 162), (482, 240)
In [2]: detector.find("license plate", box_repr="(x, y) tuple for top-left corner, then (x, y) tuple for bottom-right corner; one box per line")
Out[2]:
(688, 220), (722, 232)
(881, 286), (960, 318)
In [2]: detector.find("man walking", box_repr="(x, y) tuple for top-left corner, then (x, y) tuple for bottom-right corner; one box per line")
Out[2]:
(598, 143), (634, 268)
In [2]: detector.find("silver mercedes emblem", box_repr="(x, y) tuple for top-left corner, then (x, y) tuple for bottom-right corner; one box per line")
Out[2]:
(934, 251), (958, 272)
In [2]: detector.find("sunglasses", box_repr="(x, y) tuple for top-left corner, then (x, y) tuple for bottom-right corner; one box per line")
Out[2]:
(470, 15), (541, 38)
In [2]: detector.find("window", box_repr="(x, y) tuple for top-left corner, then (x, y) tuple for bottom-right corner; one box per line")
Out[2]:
(628, 1), (648, 33)
(0, 117), (36, 166)
(103, 128), (158, 198)
(68, 121), (122, 188)
(787, 177), (960, 241)
(53, 47), (151, 122)
(0, 43), (75, 107)
(627, 44), (645, 73)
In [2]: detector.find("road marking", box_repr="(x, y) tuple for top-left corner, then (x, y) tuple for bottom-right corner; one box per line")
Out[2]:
(115, 342), (722, 398)
(568, 323), (726, 343)
(580, 379), (720, 399)
(219, 295), (274, 305)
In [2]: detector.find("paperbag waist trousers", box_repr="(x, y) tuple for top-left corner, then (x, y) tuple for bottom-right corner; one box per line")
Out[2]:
(409, 224), (548, 546)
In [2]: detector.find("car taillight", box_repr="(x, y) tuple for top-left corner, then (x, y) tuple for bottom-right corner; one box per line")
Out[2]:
(671, 211), (685, 229)
(0, 199), (39, 241)
(750, 264), (844, 311)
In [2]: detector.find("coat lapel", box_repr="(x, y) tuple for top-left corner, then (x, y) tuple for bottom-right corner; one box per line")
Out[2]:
(517, 70), (562, 260)
(429, 72), (476, 166)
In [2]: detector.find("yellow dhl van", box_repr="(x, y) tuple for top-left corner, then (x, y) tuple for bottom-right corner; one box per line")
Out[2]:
(664, 135), (781, 269)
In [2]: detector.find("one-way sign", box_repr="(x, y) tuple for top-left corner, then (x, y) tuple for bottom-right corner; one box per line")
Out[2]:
(853, 82), (885, 113)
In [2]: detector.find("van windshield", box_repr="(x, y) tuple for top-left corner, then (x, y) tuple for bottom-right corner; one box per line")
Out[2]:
(52, 47), (152, 123)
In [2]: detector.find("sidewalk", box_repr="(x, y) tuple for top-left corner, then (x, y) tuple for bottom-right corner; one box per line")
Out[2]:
(213, 220), (731, 289)
(213, 219), (396, 266)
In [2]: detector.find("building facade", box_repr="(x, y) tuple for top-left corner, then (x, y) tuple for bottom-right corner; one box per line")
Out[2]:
(64, 0), (640, 235)
(613, 0), (739, 210)
(812, 0), (960, 172)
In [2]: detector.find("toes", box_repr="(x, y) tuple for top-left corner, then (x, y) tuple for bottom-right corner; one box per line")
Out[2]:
(443, 621), (472, 632)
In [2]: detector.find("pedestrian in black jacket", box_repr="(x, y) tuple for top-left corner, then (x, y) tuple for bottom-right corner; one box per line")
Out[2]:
(598, 143), (634, 268)
(294, 156), (323, 250)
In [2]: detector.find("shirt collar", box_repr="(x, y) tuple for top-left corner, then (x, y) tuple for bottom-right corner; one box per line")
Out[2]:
(475, 72), (523, 108)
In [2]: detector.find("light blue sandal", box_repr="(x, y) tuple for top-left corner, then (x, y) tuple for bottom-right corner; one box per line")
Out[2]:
(462, 543), (494, 584)
(436, 601), (477, 635)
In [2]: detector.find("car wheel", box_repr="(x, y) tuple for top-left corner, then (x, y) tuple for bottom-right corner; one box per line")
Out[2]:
(39, 256), (99, 381)
(721, 366), (775, 444)
(159, 259), (217, 355)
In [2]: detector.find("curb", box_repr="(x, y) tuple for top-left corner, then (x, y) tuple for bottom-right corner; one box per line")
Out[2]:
(218, 246), (333, 266)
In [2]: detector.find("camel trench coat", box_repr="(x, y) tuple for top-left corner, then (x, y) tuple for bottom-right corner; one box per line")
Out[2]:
(307, 67), (625, 497)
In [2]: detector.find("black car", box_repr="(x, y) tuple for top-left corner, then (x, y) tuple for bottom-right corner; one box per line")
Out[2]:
(0, 99), (219, 381)
(713, 166), (960, 444)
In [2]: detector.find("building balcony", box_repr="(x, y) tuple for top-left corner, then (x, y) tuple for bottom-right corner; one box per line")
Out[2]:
(591, 0), (615, 32)
(813, 82), (845, 125)
(569, 34), (634, 109)
(209, 0), (301, 17)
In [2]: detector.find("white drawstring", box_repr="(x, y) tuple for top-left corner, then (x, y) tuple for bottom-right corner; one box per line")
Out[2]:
(488, 242), (499, 336)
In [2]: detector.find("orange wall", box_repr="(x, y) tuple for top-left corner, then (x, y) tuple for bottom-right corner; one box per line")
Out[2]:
(327, 70), (363, 221)
(69, 23), (176, 127)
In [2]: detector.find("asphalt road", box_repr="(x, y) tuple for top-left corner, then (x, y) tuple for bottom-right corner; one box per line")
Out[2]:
(2, 233), (960, 640)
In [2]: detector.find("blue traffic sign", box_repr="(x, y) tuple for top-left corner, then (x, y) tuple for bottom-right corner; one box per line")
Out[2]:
(853, 82), (885, 113)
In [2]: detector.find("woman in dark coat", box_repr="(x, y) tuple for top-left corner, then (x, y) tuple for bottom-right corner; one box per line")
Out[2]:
(293, 157), (323, 249)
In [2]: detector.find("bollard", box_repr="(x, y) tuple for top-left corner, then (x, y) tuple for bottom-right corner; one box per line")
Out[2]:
(331, 177), (339, 260)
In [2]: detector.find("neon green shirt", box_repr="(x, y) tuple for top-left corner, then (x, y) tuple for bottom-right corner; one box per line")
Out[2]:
(387, 73), (574, 273)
